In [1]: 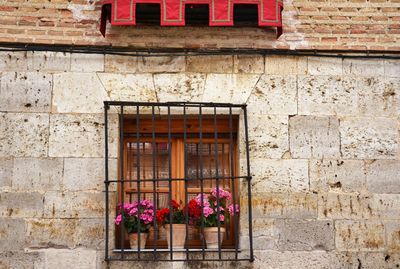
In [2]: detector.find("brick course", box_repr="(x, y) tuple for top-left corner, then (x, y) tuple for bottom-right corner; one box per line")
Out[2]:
(0, 0), (399, 50)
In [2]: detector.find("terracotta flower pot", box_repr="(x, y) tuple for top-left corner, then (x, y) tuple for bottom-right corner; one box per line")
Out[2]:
(129, 232), (148, 249)
(203, 227), (225, 249)
(165, 224), (187, 249)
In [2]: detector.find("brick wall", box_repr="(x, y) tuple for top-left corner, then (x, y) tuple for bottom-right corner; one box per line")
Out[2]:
(0, 51), (399, 268)
(0, 0), (399, 50)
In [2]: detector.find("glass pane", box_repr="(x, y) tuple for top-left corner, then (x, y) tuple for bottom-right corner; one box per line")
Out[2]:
(186, 142), (233, 190)
(126, 142), (169, 190)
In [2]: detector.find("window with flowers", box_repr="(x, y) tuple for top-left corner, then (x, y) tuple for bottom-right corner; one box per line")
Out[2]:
(104, 101), (254, 262)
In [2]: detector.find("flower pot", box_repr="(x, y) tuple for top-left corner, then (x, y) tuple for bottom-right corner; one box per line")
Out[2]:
(203, 227), (226, 249)
(128, 232), (148, 249)
(165, 224), (187, 249)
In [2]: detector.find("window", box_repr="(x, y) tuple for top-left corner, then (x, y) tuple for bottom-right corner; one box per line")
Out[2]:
(104, 102), (254, 262)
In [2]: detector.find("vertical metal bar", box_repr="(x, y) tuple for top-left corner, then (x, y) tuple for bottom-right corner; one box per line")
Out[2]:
(119, 106), (125, 260)
(136, 105), (141, 260)
(198, 105), (205, 260)
(104, 103), (109, 262)
(167, 106), (173, 260)
(152, 106), (157, 260)
(213, 106), (221, 260)
(183, 104), (189, 261)
(229, 107), (238, 260)
(243, 105), (254, 262)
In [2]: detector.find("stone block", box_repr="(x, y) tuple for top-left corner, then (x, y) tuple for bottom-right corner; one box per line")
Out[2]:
(0, 251), (44, 269)
(340, 117), (398, 159)
(26, 218), (104, 250)
(289, 116), (340, 158)
(0, 72), (52, 112)
(32, 51), (70, 72)
(186, 55), (233, 73)
(0, 192), (43, 218)
(310, 159), (365, 192)
(0, 113), (49, 158)
(12, 158), (63, 191)
(49, 114), (118, 158)
(334, 252), (400, 269)
(265, 55), (307, 75)
(0, 158), (13, 189)
(244, 115), (288, 159)
(26, 218), (77, 248)
(276, 219), (335, 251)
(0, 218), (26, 251)
(240, 219), (279, 250)
(71, 53), (104, 72)
(335, 220), (385, 251)
(233, 55), (264, 73)
(384, 59), (400, 77)
(43, 249), (97, 269)
(246, 75), (297, 115)
(52, 73), (109, 113)
(343, 59), (384, 76)
(250, 159), (309, 192)
(308, 56), (343, 75)
(97, 73), (157, 105)
(356, 77), (400, 117)
(154, 73), (205, 103)
(298, 76), (359, 116)
(318, 192), (367, 219)
(298, 76), (400, 117)
(386, 221), (400, 251)
(64, 158), (117, 191)
(104, 55), (138, 73)
(366, 160), (400, 194)
(243, 192), (317, 219)
(138, 56), (185, 72)
(202, 74), (260, 103)
(0, 51), (33, 71)
(75, 218), (104, 249)
(253, 250), (336, 269)
(368, 194), (400, 220)
(43, 191), (104, 218)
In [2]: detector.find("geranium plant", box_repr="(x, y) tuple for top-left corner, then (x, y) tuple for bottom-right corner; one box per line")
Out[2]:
(156, 199), (203, 225)
(115, 199), (155, 233)
(193, 187), (239, 227)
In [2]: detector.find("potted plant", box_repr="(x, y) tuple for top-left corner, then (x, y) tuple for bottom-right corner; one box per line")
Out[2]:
(156, 200), (187, 249)
(193, 187), (239, 249)
(115, 199), (154, 249)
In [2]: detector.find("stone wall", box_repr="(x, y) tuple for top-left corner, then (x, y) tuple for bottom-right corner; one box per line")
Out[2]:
(0, 0), (400, 50)
(0, 51), (399, 268)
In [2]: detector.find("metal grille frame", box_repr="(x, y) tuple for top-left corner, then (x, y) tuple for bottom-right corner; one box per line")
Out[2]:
(104, 101), (254, 262)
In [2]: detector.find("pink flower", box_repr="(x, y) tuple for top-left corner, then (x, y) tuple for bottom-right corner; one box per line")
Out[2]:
(211, 187), (232, 201)
(195, 193), (210, 207)
(203, 206), (214, 217)
(228, 204), (239, 216)
(219, 214), (224, 222)
(115, 214), (122, 225)
(129, 207), (138, 216)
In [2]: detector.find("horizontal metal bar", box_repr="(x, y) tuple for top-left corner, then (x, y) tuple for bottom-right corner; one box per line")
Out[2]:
(104, 101), (245, 108)
(107, 258), (251, 262)
(113, 249), (242, 253)
(124, 133), (237, 139)
(105, 175), (250, 183)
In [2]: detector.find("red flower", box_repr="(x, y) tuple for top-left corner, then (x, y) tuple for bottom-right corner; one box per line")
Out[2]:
(187, 199), (202, 220)
(171, 200), (180, 210)
(156, 208), (170, 223)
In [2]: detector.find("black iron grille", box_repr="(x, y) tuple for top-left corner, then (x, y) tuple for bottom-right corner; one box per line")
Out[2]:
(104, 101), (254, 262)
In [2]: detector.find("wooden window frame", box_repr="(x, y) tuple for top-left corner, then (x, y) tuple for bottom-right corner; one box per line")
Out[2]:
(116, 116), (240, 249)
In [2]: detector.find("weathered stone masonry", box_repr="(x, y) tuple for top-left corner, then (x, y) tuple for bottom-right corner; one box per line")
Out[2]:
(0, 51), (399, 268)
